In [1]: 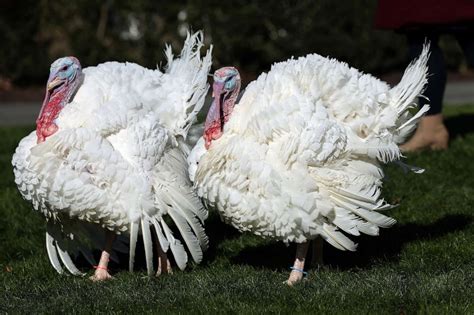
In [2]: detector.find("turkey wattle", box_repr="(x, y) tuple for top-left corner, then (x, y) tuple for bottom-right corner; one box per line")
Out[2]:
(12, 31), (212, 281)
(189, 46), (430, 285)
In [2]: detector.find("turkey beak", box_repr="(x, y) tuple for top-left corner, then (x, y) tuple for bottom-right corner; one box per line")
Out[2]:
(47, 76), (65, 91)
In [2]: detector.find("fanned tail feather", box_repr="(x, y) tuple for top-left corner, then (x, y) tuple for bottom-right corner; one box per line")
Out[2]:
(128, 221), (139, 272)
(45, 231), (64, 274)
(45, 223), (85, 276)
(160, 221), (188, 270)
(396, 104), (430, 142)
(390, 43), (430, 116)
(330, 195), (396, 228)
(166, 185), (208, 223)
(320, 223), (357, 251)
(165, 187), (209, 248)
(164, 31), (213, 138)
(349, 132), (402, 164)
(167, 209), (203, 263)
(394, 160), (425, 174)
(152, 218), (170, 252)
(389, 43), (430, 143)
(350, 44), (429, 163)
(55, 243), (84, 276)
(44, 221), (129, 275)
(356, 221), (380, 236)
(141, 217), (154, 276)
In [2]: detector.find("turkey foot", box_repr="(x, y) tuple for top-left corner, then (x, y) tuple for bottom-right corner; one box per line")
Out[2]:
(90, 230), (116, 281)
(286, 242), (309, 286)
(156, 243), (173, 276)
(91, 265), (113, 281)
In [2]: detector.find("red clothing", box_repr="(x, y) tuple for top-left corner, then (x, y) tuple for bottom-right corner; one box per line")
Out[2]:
(375, 0), (474, 29)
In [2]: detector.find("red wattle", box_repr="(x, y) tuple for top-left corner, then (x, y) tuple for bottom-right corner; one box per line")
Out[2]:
(36, 88), (67, 143)
(204, 99), (222, 149)
(204, 123), (222, 149)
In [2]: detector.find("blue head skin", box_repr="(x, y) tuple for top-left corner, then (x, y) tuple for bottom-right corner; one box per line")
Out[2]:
(46, 57), (82, 90)
(36, 56), (82, 143)
(213, 67), (239, 92)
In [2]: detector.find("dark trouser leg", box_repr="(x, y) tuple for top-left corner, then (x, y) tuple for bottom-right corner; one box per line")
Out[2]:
(400, 32), (449, 151)
(454, 31), (474, 68)
(407, 32), (446, 115)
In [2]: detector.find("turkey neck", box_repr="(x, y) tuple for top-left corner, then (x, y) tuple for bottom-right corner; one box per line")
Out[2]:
(203, 82), (240, 149)
(36, 79), (80, 143)
(218, 93), (225, 130)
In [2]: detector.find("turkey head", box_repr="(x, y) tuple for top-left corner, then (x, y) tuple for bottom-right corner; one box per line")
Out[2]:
(36, 56), (82, 143)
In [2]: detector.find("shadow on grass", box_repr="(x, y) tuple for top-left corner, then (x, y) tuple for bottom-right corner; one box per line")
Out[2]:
(230, 241), (294, 271)
(200, 213), (242, 265)
(229, 213), (472, 271)
(72, 213), (471, 274)
(445, 114), (474, 139)
(73, 212), (242, 273)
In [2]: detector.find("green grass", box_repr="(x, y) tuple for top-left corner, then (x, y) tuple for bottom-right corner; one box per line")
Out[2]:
(1, 106), (474, 314)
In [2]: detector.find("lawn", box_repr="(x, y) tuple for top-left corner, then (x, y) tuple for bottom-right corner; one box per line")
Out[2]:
(1, 105), (474, 314)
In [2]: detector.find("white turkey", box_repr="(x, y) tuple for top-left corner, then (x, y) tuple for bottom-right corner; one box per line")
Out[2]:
(188, 46), (429, 285)
(12, 31), (212, 281)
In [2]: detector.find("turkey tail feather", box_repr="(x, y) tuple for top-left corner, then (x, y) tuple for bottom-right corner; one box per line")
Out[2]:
(167, 209), (203, 263)
(390, 43), (430, 142)
(161, 220), (188, 270)
(164, 31), (213, 138)
(153, 218), (170, 252)
(128, 221), (139, 272)
(141, 217), (154, 276)
(45, 231), (64, 274)
(55, 243), (84, 276)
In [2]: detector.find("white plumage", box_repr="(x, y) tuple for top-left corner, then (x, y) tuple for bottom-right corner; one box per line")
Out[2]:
(189, 45), (429, 277)
(12, 32), (212, 276)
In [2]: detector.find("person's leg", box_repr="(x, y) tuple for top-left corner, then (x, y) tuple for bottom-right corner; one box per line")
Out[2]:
(408, 33), (446, 115)
(400, 32), (449, 151)
(454, 30), (474, 69)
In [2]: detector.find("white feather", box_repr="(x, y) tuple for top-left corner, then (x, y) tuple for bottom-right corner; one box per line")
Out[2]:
(55, 243), (84, 276)
(141, 217), (154, 276)
(12, 31), (211, 275)
(128, 221), (139, 272)
(161, 221), (188, 270)
(45, 231), (64, 274)
(153, 218), (170, 252)
(191, 45), (428, 251)
(322, 223), (357, 251)
(167, 209), (203, 263)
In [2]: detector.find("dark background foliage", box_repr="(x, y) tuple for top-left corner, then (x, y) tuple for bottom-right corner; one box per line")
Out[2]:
(0, 0), (467, 86)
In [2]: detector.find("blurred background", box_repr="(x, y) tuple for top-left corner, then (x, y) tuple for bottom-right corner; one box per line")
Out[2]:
(1, 0), (473, 124)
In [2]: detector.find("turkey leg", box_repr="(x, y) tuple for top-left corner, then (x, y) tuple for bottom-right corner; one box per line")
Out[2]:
(287, 242), (309, 286)
(90, 230), (116, 281)
(156, 242), (173, 276)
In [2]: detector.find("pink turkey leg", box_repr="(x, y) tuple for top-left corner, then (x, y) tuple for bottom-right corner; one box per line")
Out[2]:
(287, 242), (309, 286)
(90, 230), (116, 281)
